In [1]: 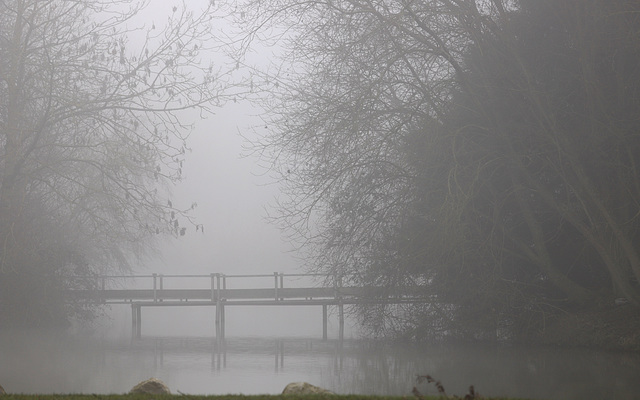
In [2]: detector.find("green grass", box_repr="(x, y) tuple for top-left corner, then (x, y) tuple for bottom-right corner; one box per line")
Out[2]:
(0, 395), (529, 400)
(0, 396), (401, 400)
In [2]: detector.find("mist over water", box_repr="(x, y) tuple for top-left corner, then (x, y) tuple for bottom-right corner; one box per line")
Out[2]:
(1, 84), (638, 399)
(2, 323), (640, 400)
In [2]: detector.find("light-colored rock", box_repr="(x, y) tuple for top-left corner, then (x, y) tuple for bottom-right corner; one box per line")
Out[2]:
(129, 377), (171, 394)
(282, 382), (333, 395)
(0, 383), (5, 395)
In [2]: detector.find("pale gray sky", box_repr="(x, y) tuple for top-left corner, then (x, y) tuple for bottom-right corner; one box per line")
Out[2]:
(151, 102), (299, 277)
(94, 1), (324, 338)
(129, 1), (300, 277)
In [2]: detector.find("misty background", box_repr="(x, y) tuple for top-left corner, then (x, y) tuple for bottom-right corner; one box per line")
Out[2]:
(99, 99), (359, 339)
(3, 0), (640, 398)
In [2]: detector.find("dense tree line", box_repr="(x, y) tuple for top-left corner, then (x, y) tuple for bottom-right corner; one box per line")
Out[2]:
(0, 0), (229, 328)
(246, 0), (640, 342)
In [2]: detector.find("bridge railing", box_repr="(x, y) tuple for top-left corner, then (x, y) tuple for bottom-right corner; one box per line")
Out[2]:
(66, 272), (430, 304)
(66, 272), (347, 303)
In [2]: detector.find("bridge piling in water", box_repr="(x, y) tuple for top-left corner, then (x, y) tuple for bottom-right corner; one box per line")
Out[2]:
(132, 304), (142, 339)
(322, 305), (328, 340)
(215, 300), (225, 340)
(338, 302), (344, 341)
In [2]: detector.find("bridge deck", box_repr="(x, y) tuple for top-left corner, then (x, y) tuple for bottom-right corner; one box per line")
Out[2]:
(70, 287), (357, 303)
(66, 273), (429, 340)
(69, 286), (427, 304)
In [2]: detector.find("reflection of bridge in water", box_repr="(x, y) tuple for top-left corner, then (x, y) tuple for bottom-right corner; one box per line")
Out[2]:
(133, 336), (345, 372)
(68, 273), (429, 340)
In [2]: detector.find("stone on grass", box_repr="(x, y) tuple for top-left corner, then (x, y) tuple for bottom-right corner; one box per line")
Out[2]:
(129, 377), (171, 394)
(282, 382), (333, 395)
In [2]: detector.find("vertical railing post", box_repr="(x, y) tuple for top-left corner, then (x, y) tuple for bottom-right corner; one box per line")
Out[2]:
(274, 272), (279, 301)
(152, 273), (157, 302)
(159, 274), (164, 302)
(211, 273), (216, 302)
(214, 273), (224, 341)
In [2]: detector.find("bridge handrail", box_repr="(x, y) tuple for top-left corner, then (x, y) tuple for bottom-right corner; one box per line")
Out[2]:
(66, 272), (345, 303)
(68, 272), (329, 280)
(66, 273), (430, 305)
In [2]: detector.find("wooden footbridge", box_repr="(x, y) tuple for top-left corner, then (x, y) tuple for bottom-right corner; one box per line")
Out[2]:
(67, 272), (429, 340)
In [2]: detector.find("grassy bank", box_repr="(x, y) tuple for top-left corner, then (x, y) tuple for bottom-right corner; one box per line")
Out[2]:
(0, 395), (527, 400)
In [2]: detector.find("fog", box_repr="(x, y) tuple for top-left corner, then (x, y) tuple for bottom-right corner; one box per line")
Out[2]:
(153, 103), (296, 276)
(3, 329), (640, 398)
(94, 100), (356, 339)
(90, 2), (331, 340)
(1, 1), (361, 392)
(4, 1), (640, 398)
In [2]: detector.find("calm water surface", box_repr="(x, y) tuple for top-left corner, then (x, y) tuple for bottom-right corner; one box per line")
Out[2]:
(2, 334), (640, 399)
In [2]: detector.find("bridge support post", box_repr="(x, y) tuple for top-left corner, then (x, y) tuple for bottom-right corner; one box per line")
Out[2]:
(221, 302), (225, 340)
(338, 302), (344, 341)
(215, 300), (225, 340)
(322, 305), (328, 340)
(215, 301), (220, 337)
(131, 304), (141, 339)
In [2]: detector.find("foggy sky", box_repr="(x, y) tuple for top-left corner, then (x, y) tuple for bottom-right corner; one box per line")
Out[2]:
(91, 1), (318, 339)
(130, 2), (299, 278)
(99, 96), (316, 339)
(151, 102), (299, 277)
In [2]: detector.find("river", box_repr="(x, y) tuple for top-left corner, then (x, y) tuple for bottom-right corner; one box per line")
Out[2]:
(2, 332), (640, 399)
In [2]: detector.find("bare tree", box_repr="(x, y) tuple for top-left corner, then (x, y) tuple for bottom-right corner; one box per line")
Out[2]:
(242, 0), (476, 270)
(241, 0), (509, 336)
(242, 0), (640, 340)
(0, 0), (234, 326)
